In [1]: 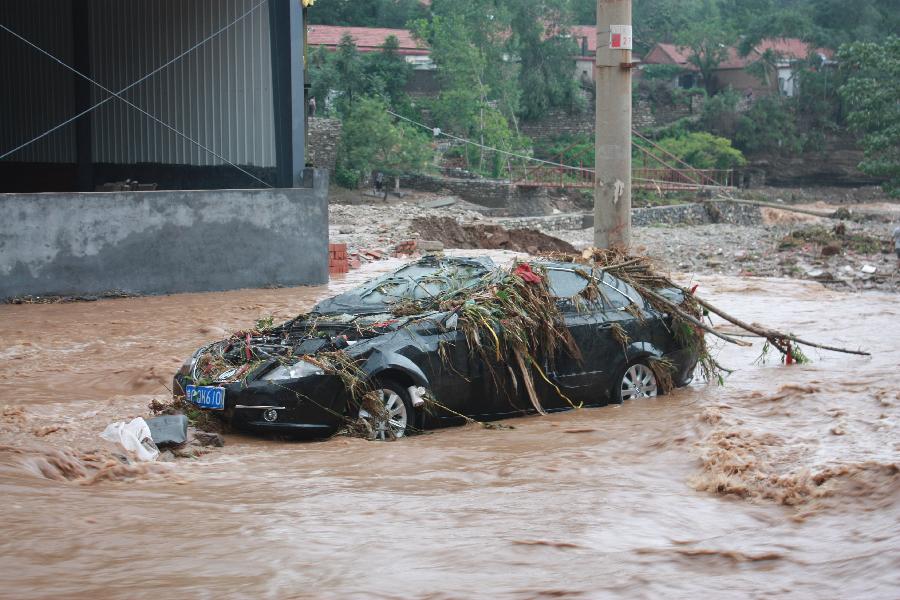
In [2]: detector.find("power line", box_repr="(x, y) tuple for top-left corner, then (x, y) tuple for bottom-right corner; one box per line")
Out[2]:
(386, 109), (732, 191)
(387, 109), (585, 172)
(0, 0), (270, 188)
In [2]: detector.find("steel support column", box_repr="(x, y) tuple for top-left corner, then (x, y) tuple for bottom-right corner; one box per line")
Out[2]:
(72, 0), (93, 192)
(268, 0), (305, 188)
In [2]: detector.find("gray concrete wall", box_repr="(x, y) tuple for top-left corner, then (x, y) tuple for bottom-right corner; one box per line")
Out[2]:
(0, 170), (329, 299)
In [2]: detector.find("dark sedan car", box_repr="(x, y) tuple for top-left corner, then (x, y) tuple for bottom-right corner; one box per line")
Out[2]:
(173, 256), (698, 439)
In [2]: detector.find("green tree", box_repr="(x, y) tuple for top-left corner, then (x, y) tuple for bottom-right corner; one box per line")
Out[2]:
(733, 95), (802, 155)
(650, 132), (747, 170)
(335, 97), (434, 189)
(307, 0), (427, 28)
(698, 88), (741, 138)
(363, 35), (414, 107)
(413, 12), (530, 176)
(571, 0), (707, 53)
(507, 0), (581, 120)
(839, 36), (900, 195)
(417, 1), (521, 121)
(331, 33), (366, 113)
(308, 45), (338, 112)
(677, 18), (736, 96)
(308, 34), (413, 117)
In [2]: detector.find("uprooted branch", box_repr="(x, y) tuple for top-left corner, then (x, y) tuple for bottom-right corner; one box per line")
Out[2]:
(641, 288), (751, 348)
(680, 291), (871, 357)
(570, 248), (870, 365)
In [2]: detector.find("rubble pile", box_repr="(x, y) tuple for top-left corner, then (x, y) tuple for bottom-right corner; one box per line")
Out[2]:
(410, 216), (577, 254)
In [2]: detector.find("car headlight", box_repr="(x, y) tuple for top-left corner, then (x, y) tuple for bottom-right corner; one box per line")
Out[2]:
(262, 360), (325, 381)
(178, 351), (199, 376)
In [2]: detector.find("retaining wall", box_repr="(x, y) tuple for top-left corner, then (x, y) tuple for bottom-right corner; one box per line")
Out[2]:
(307, 117), (342, 173)
(403, 173), (554, 215)
(494, 201), (762, 232)
(0, 169), (330, 298)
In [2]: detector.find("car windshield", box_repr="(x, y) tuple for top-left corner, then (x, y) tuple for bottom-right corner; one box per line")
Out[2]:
(314, 258), (495, 313)
(357, 262), (488, 304)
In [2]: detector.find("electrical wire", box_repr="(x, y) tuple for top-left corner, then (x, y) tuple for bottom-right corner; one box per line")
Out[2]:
(387, 109), (733, 191)
(387, 109), (586, 172)
(0, 0), (270, 187)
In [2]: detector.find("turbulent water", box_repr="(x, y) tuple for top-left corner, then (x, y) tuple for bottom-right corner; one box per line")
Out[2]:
(1, 258), (898, 599)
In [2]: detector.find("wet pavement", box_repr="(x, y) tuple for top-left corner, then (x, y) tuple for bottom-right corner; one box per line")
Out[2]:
(1, 257), (898, 599)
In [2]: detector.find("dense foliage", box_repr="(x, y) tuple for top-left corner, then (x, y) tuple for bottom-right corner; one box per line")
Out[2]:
(309, 34), (412, 116)
(650, 133), (747, 170)
(571, 0), (898, 50)
(839, 36), (900, 196)
(308, 0), (899, 190)
(307, 0), (427, 29)
(334, 97), (434, 188)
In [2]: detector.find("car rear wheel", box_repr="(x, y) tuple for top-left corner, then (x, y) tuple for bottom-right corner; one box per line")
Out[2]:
(612, 360), (659, 403)
(358, 381), (414, 440)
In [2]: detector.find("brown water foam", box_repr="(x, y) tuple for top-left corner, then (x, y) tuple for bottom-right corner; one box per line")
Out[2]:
(0, 265), (898, 598)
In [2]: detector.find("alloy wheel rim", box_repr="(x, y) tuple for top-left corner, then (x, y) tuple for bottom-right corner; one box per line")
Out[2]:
(620, 364), (658, 401)
(358, 389), (408, 440)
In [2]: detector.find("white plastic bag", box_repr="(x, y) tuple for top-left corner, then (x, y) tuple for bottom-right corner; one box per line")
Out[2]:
(100, 417), (159, 462)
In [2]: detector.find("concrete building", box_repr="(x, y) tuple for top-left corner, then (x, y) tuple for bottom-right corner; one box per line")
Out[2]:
(0, 0), (329, 298)
(570, 25), (597, 86)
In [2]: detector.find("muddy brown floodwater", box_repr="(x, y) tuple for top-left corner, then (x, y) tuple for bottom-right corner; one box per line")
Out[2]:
(1, 256), (898, 599)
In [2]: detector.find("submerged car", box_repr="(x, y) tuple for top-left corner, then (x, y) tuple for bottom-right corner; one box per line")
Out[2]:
(173, 255), (698, 439)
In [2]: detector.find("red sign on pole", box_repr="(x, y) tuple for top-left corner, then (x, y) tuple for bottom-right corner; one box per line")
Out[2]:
(609, 25), (633, 50)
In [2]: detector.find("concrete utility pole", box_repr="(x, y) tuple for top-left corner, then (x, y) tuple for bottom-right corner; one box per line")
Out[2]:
(594, 0), (633, 250)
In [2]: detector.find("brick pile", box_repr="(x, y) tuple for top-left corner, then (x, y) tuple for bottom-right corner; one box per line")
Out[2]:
(329, 242), (446, 279)
(328, 243), (348, 275)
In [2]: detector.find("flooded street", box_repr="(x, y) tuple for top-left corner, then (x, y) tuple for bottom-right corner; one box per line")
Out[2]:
(1, 261), (898, 599)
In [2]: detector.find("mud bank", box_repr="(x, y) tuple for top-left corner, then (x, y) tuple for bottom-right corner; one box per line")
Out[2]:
(0, 260), (898, 598)
(410, 216), (577, 254)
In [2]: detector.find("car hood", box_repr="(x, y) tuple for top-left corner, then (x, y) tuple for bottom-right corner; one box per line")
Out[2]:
(183, 310), (449, 385)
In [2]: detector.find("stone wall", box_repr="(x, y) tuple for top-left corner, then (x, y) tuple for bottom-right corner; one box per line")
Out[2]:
(0, 170), (330, 299)
(495, 213), (590, 231)
(494, 201), (761, 232)
(520, 108), (594, 144)
(519, 93), (702, 145)
(404, 173), (554, 215)
(307, 117), (342, 173)
(749, 134), (880, 187)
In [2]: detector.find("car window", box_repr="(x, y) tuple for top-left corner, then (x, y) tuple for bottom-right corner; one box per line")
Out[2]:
(598, 272), (643, 309)
(546, 268), (591, 299)
(357, 263), (487, 305)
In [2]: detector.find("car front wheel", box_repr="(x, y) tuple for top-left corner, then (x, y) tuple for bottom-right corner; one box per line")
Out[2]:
(612, 360), (659, 403)
(358, 382), (414, 440)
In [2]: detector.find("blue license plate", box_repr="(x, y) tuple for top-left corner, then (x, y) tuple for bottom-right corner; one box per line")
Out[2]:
(185, 385), (225, 410)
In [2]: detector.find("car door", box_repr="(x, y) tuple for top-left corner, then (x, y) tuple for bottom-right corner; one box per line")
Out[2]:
(414, 324), (480, 426)
(592, 272), (654, 395)
(538, 267), (610, 408)
(417, 317), (520, 424)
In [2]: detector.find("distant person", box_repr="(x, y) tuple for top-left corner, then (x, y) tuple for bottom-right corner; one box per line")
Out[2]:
(308, 97), (316, 117)
(374, 171), (384, 195)
(893, 224), (900, 266)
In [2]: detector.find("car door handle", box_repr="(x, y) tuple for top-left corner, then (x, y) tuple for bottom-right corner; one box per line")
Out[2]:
(597, 323), (614, 329)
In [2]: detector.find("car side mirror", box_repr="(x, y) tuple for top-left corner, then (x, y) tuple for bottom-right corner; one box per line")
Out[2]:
(444, 313), (459, 330)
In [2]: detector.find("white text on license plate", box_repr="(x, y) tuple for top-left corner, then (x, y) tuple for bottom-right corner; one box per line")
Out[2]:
(186, 385), (225, 410)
